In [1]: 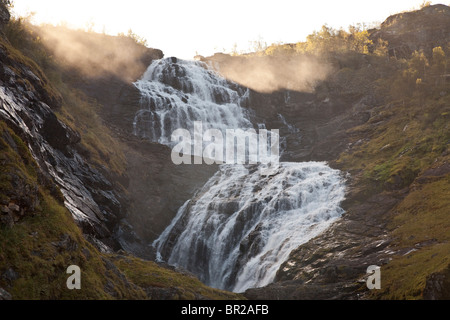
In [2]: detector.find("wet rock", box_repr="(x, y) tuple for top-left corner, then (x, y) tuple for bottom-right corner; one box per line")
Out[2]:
(1, 84), (129, 249)
(0, 287), (12, 300)
(38, 102), (81, 150)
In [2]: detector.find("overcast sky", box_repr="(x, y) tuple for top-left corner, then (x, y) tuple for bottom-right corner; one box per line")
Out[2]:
(11, 0), (448, 59)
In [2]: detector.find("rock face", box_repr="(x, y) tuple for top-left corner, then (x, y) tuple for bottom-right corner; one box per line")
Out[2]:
(370, 4), (450, 58)
(0, 19), (160, 252)
(199, 4), (450, 300)
(423, 266), (450, 300)
(0, 2), (10, 28)
(0, 82), (121, 250)
(0, 16), (221, 260)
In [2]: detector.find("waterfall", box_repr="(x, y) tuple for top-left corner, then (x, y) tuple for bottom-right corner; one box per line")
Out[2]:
(134, 57), (346, 292)
(133, 57), (253, 146)
(154, 162), (346, 292)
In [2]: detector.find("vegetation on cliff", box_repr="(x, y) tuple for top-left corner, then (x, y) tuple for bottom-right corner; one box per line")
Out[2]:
(0, 4), (242, 300)
(247, 5), (449, 300)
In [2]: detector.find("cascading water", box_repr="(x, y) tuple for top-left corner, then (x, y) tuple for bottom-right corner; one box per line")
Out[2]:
(154, 163), (346, 292)
(134, 57), (346, 292)
(133, 57), (253, 147)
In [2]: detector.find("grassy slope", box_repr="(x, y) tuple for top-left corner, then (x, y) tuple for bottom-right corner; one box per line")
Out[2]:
(0, 121), (141, 299)
(335, 90), (450, 299)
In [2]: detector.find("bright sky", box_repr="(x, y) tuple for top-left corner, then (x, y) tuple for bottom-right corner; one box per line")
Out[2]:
(12, 0), (448, 59)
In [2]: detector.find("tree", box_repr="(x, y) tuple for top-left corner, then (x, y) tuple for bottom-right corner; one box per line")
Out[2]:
(420, 1), (432, 9)
(350, 29), (373, 54)
(409, 50), (429, 79)
(249, 36), (267, 55)
(118, 29), (148, 47)
(431, 46), (446, 76)
(374, 39), (389, 57)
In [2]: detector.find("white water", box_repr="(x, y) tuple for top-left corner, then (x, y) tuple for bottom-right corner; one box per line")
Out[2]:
(135, 58), (346, 292)
(133, 57), (253, 146)
(154, 162), (345, 292)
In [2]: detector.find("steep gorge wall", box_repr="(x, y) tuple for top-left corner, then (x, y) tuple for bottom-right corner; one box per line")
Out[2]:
(201, 5), (450, 299)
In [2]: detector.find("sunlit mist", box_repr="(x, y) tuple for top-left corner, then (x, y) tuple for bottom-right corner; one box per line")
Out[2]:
(12, 0), (445, 59)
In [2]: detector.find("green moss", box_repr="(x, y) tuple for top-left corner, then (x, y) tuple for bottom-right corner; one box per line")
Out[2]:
(113, 255), (245, 300)
(368, 175), (449, 299)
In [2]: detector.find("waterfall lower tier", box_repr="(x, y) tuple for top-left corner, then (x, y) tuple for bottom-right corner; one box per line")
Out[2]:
(154, 162), (346, 292)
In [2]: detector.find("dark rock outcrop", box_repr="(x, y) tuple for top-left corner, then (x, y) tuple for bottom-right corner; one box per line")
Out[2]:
(0, 287), (11, 300)
(0, 2), (10, 28)
(370, 4), (450, 58)
(423, 265), (450, 300)
(0, 29), (131, 251)
(0, 84), (121, 249)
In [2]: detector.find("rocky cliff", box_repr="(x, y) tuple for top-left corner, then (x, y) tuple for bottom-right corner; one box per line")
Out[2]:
(370, 4), (450, 59)
(202, 4), (450, 300)
(0, 3), (242, 300)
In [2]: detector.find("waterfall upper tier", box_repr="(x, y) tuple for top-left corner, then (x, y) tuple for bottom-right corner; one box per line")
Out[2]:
(133, 57), (253, 146)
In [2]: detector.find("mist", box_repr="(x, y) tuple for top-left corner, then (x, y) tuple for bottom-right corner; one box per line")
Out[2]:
(204, 53), (333, 93)
(34, 25), (161, 81)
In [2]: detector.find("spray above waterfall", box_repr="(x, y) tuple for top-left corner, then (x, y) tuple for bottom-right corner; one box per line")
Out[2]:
(134, 57), (346, 292)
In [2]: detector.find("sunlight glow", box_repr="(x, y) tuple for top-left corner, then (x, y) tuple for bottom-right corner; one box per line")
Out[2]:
(11, 0), (447, 59)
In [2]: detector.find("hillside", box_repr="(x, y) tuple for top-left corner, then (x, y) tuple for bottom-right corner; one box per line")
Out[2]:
(203, 4), (449, 300)
(0, 2), (242, 300)
(0, 2), (449, 301)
